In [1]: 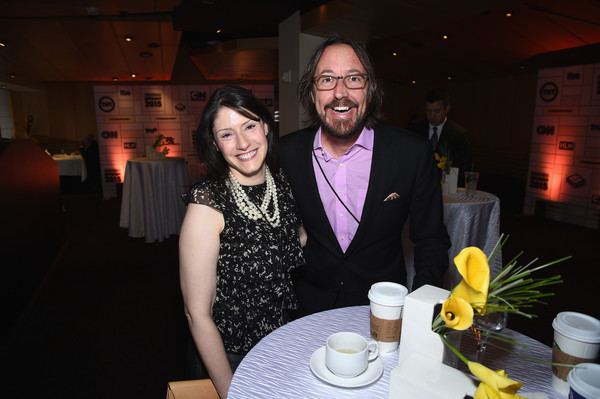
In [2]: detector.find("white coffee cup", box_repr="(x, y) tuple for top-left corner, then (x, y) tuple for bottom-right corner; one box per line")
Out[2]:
(325, 332), (379, 378)
(368, 282), (408, 353)
(567, 363), (600, 399)
(551, 312), (600, 396)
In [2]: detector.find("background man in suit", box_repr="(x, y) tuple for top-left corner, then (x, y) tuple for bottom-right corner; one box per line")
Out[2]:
(279, 37), (450, 317)
(412, 89), (473, 186)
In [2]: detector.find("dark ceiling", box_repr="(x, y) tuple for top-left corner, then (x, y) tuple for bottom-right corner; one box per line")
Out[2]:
(0, 0), (599, 89)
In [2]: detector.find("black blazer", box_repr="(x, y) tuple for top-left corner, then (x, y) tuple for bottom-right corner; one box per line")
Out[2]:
(280, 125), (450, 315)
(411, 120), (473, 185)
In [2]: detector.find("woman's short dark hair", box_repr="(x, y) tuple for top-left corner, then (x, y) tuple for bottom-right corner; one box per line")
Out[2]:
(196, 85), (277, 180)
(298, 37), (383, 128)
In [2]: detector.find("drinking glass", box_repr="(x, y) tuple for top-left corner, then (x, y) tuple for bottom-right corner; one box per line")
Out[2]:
(473, 311), (507, 361)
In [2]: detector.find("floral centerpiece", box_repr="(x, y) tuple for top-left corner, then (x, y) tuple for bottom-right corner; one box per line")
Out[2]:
(152, 134), (172, 156)
(433, 235), (569, 398)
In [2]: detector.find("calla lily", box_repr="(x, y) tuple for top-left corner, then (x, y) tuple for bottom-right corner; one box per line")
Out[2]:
(452, 247), (490, 314)
(440, 295), (473, 330)
(468, 362), (526, 399)
(435, 153), (448, 170)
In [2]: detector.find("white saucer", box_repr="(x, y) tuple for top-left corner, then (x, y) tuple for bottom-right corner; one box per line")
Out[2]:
(309, 346), (384, 388)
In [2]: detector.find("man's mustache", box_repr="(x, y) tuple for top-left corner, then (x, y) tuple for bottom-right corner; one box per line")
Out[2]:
(324, 98), (358, 110)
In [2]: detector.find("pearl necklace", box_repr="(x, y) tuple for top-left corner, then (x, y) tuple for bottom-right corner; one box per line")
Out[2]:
(227, 166), (281, 227)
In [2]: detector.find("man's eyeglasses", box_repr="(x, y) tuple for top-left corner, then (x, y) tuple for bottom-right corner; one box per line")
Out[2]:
(313, 74), (368, 91)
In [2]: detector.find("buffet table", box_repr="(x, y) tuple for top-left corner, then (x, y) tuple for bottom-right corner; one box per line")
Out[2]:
(228, 306), (558, 399)
(405, 189), (502, 289)
(52, 154), (87, 182)
(119, 157), (188, 243)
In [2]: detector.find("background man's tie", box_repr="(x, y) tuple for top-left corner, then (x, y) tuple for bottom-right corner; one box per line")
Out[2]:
(430, 126), (438, 150)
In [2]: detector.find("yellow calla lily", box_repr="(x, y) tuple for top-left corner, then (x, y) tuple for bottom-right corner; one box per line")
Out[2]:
(468, 362), (526, 399)
(452, 247), (490, 314)
(435, 153), (447, 170)
(440, 295), (473, 330)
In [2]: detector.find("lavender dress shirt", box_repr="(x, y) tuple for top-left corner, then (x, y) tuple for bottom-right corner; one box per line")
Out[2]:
(312, 127), (374, 252)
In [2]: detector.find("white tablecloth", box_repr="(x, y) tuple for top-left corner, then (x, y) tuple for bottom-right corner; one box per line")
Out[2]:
(119, 157), (188, 243)
(228, 306), (558, 399)
(405, 189), (502, 290)
(52, 154), (87, 181)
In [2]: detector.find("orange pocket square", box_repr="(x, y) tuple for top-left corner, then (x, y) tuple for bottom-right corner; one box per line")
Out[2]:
(383, 192), (400, 202)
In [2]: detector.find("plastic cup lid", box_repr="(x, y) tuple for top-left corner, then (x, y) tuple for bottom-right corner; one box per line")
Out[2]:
(552, 312), (600, 343)
(567, 363), (600, 397)
(368, 282), (408, 306)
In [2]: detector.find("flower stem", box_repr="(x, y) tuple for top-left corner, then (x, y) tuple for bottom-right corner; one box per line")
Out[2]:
(440, 334), (469, 365)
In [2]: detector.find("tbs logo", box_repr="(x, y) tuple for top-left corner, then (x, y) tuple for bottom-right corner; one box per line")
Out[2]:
(101, 130), (118, 139)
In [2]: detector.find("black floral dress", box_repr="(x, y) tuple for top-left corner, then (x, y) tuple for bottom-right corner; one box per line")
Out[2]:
(183, 169), (305, 355)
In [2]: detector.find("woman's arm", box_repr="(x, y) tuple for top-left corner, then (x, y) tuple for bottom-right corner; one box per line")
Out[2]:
(179, 203), (231, 398)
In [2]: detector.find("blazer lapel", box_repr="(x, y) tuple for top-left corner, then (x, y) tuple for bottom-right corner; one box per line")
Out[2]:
(344, 128), (391, 255)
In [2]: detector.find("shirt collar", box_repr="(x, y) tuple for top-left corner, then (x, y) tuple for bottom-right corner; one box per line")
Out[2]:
(429, 117), (447, 133)
(313, 126), (374, 161)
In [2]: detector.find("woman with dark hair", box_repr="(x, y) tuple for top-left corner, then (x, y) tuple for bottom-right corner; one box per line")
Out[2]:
(179, 85), (305, 398)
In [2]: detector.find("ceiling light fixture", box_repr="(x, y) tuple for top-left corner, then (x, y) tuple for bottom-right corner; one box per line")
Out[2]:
(139, 51), (152, 58)
(442, 34), (449, 40)
(216, 29), (222, 34)
(1, 85), (6, 89)
(0, 41), (6, 47)
(130, 73), (136, 78)
(411, 80), (416, 85)
(505, 11), (513, 17)
(447, 75), (452, 80)
(392, 52), (397, 56)
(9, 73), (15, 79)
(125, 36), (133, 42)
(112, 77), (119, 81)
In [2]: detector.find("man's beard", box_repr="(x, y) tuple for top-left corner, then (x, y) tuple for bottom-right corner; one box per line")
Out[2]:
(320, 98), (367, 140)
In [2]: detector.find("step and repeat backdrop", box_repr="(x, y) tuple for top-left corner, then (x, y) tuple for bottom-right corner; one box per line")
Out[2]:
(93, 84), (274, 198)
(524, 63), (600, 229)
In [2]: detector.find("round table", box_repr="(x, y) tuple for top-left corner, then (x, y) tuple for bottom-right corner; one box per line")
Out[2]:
(404, 189), (502, 290)
(228, 306), (559, 399)
(52, 154), (88, 181)
(119, 157), (188, 243)
(443, 188), (502, 283)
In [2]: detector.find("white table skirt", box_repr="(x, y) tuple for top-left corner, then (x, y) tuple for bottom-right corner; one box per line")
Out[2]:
(405, 189), (502, 290)
(229, 306), (558, 399)
(52, 154), (88, 181)
(119, 157), (188, 243)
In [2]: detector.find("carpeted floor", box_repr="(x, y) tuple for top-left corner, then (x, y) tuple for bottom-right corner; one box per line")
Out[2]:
(3, 188), (599, 398)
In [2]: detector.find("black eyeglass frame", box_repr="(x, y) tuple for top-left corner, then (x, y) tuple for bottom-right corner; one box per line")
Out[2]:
(313, 73), (369, 91)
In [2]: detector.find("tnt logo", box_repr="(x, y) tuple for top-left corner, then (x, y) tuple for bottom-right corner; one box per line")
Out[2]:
(536, 125), (555, 135)
(98, 96), (115, 112)
(101, 130), (118, 139)
(558, 141), (575, 151)
(539, 82), (559, 102)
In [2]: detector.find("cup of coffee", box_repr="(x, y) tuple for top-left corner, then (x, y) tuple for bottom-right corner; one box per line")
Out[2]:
(551, 312), (600, 396)
(368, 282), (408, 353)
(325, 332), (379, 378)
(567, 363), (600, 399)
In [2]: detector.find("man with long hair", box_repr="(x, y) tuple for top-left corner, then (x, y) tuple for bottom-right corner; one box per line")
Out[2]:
(280, 37), (450, 316)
